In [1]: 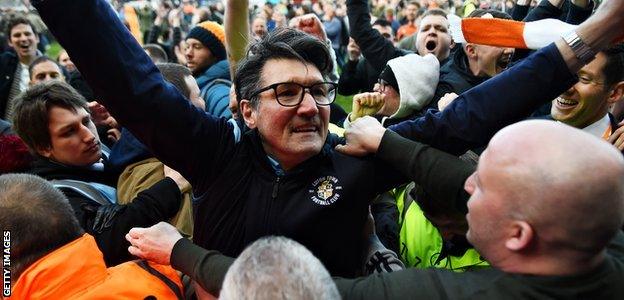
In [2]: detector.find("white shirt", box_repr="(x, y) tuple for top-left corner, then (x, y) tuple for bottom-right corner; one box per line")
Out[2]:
(583, 114), (611, 139)
(18, 62), (30, 93)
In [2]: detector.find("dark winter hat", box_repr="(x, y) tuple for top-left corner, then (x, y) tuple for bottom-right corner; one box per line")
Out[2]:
(378, 65), (400, 93)
(186, 21), (227, 61)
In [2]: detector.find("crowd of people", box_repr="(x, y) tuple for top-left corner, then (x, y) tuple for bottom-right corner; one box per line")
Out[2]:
(1, 0), (623, 299)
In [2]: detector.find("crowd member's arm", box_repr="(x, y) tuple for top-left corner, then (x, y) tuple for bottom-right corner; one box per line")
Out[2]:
(566, 0), (594, 25)
(146, 5), (168, 44)
(169, 9), (183, 64)
(511, 0), (531, 21)
(512, 0), (567, 62)
(389, 45), (571, 155)
(224, 0), (249, 80)
(95, 177), (182, 265)
(337, 117), (473, 213)
(337, 38), (366, 95)
(337, 59), (365, 96)
(33, 0), (237, 187)
(524, 0), (565, 22)
(289, 14), (340, 83)
(346, 0), (408, 72)
(389, 0), (622, 156)
(127, 222), (233, 295)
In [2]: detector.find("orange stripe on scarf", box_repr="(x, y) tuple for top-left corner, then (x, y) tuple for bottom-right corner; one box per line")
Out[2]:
(461, 18), (527, 48)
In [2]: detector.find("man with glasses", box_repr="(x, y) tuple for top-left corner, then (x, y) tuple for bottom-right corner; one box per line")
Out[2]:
(36, 0), (407, 277)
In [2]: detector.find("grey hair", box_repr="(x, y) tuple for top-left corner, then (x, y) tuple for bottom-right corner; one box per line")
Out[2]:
(220, 236), (340, 300)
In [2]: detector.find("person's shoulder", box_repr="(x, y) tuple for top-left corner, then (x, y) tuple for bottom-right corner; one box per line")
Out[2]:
(0, 50), (18, 67)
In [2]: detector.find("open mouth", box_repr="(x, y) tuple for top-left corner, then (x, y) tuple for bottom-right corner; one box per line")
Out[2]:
(497, 59), (510, 71)
(556, 97), (578, 108)
(425, 40), (437, 52)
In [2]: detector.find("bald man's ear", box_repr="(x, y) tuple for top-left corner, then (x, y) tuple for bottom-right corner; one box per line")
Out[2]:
(464, 43), (477, 59)
(240, 99), (257, 129)
(505, 221), (533, 252)
(606, 81), (624, 105)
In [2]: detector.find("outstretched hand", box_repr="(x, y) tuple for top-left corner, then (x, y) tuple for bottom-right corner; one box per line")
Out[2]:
(335, 116), (386, 157)
(289, 14), (328, 41)
(126, 222), (183, 265)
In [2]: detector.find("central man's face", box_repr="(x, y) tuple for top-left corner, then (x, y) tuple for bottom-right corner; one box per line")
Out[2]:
(245, 59), (330, 170)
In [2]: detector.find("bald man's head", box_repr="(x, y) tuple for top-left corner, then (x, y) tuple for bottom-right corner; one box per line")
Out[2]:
(466, 120), (624, 272)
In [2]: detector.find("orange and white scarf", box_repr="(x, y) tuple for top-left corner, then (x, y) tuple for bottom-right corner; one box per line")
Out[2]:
(448, 14), (579, 49)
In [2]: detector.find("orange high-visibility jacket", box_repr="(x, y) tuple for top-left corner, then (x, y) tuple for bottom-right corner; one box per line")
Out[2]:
(9, 234), (183, 299)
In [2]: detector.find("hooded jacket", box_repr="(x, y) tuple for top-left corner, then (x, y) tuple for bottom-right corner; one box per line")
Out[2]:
(10, 234), (183, 299)
(195, 59), (231, 119)
(342, 54), (439, 128)
(386, 54), (440, 120)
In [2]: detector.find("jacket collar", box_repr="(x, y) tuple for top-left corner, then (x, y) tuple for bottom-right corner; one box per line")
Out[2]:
(244, 128), (337, 177)
(11, 234), (108, 299)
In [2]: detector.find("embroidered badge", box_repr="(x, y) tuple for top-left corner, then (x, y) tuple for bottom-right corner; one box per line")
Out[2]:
(309, 176), (343, 206)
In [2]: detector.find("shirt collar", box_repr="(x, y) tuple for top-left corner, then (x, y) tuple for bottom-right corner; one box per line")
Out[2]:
(583, 114), (611, 139)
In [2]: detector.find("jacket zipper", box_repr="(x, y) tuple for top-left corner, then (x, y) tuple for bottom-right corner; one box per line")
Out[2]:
(271, 176), (281, 200)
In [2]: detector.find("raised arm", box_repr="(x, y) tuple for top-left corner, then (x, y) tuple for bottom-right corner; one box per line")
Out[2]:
(225, 0), (250, 79)
(389, 0), (623, 155)
(33, 0), (236, 185)
(346, 0), (408, 72)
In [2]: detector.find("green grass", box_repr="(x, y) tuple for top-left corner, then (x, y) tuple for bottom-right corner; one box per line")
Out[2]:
(46, 42), (62, 59)
(335, 94), (353, 113)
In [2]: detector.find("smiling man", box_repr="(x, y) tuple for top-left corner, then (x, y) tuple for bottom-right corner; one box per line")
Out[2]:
(1, 16), (41, 120)
(551, 45), (624, 138)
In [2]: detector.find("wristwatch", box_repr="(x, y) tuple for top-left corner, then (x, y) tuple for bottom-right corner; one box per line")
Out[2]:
(563, 31), (597, 65)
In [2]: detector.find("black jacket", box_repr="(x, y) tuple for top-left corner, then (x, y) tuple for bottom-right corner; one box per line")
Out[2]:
(29, 157), (182, 266)
(338, 57), (380, 95)
(431, 49), (489, 107)
(347, 0), (410, 75)
(169, 131), (624, 300)
(512, 0), (594, 63)
(0, 51), (19, 119)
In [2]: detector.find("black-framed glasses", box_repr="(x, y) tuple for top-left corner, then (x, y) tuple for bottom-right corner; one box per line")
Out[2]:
(248, 81), (338, 107)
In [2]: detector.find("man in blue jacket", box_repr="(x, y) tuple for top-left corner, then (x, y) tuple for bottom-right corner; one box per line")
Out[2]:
(185, 21), (231, 118)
